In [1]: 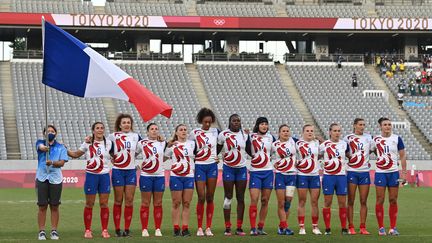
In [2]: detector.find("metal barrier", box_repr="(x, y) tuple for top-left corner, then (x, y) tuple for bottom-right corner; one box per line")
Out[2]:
(363, 90), (389, 102)
(193, 53), (273, 62)
(285, 53), (365, 63)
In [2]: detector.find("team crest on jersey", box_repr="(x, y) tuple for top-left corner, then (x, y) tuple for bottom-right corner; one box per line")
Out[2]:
(113, 132), (131, 168)
(296, 140), (315, 173)
(86, 142), (104, 173)
(223, 131), (242, 167)
(347, 135), (366, 168)
(251, 135), (269, 168)
(171, 144), (191, 176)
(274, 141), (294, 172)
(374, 137), (393, 170)
(323, 141), (342, 175)
(140, 140), (159, 174)
(194, 130), (212, 161)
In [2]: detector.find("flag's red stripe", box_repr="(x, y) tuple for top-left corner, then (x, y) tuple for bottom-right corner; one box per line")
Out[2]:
(118, 78), (172, 121)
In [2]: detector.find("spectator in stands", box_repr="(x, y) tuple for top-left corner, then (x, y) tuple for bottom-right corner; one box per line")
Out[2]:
(386, 70), (393, 78)
(36, 125), (68, 240)
(409, 80), (417, 96)
(427, 85), (432, 96)
(352, 73), (358, 88)
(399, 60), (405, 72)
(376, 56), (381, 67)
(391, 62), (397, 73)
(337, 56), (342, 69)
(415, 69), (422, 84)
(397, 92), (404, 109)
(421, 69), (428, 84)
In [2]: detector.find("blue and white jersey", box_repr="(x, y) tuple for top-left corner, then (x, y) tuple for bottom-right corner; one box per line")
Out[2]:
(165, 140), (196, 178)
(373, 134), (405, 173)
(271, 137), (298, 175)
(79, 140), (112, 174)
(344, 133), (375, 172)
(250, 133), (276, 172)
(108, 132), (141, 170)
(137, 139), (166, 177)
(319, 140), (349, 176)
(189, 128), (219, 165)
(295, 139), (320, 176)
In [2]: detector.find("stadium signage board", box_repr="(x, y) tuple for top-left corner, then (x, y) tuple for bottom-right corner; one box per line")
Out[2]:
(1, 13), (432, 31)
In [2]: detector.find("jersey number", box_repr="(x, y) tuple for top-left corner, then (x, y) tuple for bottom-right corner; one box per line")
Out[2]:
(358, 143), (363, 150)
(383, 145), (390, 154)
(152, 147), (157, 154)
(308, 148), (312, 155)
(96, 148), (102, 156)
(184, 148), (189, 156)
(335, 149), (340, 157)
(125, 141), (131, 149)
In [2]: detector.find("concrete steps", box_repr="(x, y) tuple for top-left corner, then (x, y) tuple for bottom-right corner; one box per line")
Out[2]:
(276, 63), (325, 138)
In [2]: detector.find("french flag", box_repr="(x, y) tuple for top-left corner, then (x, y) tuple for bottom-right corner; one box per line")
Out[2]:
(42, 21), (172, 121)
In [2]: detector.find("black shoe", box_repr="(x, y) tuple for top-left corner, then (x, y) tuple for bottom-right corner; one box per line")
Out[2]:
(174, 228), (181, 237)
(235, 228), (246, 236)
(122, 230), (131, 237)
(224, 227), (232, 236)
(115, 229), (123, 237)
(325, 228), (331, 235)
(341, 228), (349, 235)
(182, 229), (191, 237)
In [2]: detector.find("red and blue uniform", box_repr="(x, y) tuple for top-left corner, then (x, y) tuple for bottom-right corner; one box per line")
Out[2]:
(218, 129), (249, 182)
(165, 140), (196, 191)
(373, 134), (405, 187)
(137, 139), (166, 192)
(344, 133), (374, 185)
(189, 128), (220, 181)
(319, 140), (349, 195)
(271, 138), (298, 190)
(79, 140), (112, 195)
(249, 133), (275, 189)
(295, 139), (320, 189)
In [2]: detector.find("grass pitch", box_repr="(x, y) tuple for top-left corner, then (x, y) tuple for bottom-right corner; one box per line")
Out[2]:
(0, 187), (430, 242)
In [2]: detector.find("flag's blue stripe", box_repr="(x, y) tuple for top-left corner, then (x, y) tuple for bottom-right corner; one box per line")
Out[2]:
(42, 21), (89, 97)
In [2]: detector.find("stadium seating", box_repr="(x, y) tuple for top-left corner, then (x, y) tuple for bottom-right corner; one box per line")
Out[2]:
(379, 65), (432, 144)
(115, 62), (201, 139)
(11, 61), (109, 160)
(105, 1), (187, 16)
(197, 63), (304, 136)
(376, 5), (432, 18)
(286, 4), (367, 18)
(0, 85), (7, 159)
(286, 64), (430, 160)
(196, 2), (276, 17)
(12, 0), (94, 14)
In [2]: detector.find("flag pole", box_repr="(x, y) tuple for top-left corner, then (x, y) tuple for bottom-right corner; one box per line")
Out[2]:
(41, 16), (49, 173)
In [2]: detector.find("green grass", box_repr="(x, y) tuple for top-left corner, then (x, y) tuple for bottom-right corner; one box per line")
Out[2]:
(0, 187), (431, 242)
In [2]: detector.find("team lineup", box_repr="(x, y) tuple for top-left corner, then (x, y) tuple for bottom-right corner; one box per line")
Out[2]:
(34, 108), (407, 240)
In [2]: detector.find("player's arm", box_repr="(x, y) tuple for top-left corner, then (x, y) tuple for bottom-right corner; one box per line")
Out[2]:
(67, 149), (85, 158)
(399, 149), (407, 182)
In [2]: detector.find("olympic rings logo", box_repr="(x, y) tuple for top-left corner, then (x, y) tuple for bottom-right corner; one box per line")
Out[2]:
(213, 19), (226, 26)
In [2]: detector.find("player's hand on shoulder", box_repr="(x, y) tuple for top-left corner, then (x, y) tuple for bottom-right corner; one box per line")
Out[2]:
(84, 136), (92, 144)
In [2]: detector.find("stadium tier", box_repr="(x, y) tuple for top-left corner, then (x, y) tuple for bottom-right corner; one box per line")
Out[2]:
(11, 0), (94, 14)
(375, 5), (432, 18)
(197, 63), (304, 136)
(286, 64), (431, 160)
(115, 62), (201, 139)
(196, 2), (276, 17)
(105, 1), (187, 16)
(286, 5), (367, 18)
(12, 61), (109, 160)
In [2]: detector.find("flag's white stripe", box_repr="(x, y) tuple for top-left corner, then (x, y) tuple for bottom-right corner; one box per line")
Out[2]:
(83, 47), (129, 100)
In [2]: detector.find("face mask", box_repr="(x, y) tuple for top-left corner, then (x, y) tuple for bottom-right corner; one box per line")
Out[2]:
(48, 133), (56, 142)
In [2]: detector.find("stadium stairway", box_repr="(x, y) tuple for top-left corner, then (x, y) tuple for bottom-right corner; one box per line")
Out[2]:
(365, 64), (432, 155)
(0, 0), (11, 12)
(276, 63), (324, 138)
(186, 0), (198, 16)
(275, 3), (288, 17)
(102, 98), (117, 133)
(186, 63), (221, 128)
(0, 62), (20, 159)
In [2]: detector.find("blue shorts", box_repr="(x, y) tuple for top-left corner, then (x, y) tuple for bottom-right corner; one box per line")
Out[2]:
(249, 170), (274, 189)
(223, 165), (247, 182)
(195, 163), (218, 182)
(170, 176), (194, 191)
(322, 175), (347, 195)
(84, 173), (111, 195)
(296, 175), (321, 189)
(347, 171), (371, 185)
(275, 173), (296, 190)
(139, 176), (165, 192)
(374, 171), (400, 187)
(111, 168), (137, 187)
